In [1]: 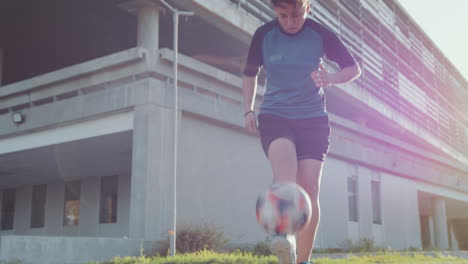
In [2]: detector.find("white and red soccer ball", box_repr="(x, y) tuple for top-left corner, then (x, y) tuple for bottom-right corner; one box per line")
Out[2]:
(256, 183), (312, 235)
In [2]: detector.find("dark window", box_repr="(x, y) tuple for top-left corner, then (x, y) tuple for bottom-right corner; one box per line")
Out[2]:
(99, 176), (118, 224)
(348, 176), (358, 222)
(1, 188), (16, 230)
(371, 180), (382, 224)
(63, 181), (80, 226)
(31, 184), (47, 228)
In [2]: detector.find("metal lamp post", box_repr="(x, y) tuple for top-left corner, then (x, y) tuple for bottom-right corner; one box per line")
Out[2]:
(159, 0), (194, 257)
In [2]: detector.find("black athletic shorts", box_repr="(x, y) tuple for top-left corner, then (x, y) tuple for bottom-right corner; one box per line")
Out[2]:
(258, 114), (330, 161)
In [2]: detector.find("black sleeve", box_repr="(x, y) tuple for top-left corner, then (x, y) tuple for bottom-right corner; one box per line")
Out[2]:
(318, 24), (356, 69)
(242, 27), (264, 77)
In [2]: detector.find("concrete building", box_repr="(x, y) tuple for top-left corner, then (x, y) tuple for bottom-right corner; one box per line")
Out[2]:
(0, 0), (467, 263)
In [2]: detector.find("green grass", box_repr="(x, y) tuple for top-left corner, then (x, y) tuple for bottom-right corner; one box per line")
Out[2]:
(91, 250), (277, 264)
(89, 250), (468, 264)
(314, 252), (468, 264)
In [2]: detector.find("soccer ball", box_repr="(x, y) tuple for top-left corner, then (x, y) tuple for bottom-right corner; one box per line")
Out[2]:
(256, 183), (312, 235)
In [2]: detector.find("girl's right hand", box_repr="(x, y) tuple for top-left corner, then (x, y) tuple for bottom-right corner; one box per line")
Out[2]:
(244, 111), (257, 135)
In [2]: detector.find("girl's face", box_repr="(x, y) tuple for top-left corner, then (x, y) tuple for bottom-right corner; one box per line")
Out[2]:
(273, 3), (310, 34)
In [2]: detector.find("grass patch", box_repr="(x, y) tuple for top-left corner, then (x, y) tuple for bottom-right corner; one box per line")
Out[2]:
(90, 250), (277, 264)
(89, 251), (468, 264)
(314, 252), (468, 264)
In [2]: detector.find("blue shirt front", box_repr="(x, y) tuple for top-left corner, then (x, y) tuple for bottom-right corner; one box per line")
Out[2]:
(243, 18), (356, 119)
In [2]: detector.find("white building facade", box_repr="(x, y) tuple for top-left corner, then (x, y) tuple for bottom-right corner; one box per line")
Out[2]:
(0, 0), (467, 263)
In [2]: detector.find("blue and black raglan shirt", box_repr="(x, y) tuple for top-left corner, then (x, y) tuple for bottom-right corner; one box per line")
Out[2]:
(243, 18), (356, 119)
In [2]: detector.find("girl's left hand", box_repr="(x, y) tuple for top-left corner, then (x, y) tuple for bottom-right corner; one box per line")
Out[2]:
(310, 64), (334, 87)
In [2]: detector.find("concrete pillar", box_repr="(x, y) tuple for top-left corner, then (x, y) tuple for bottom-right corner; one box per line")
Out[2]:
(0, 189), (3, 228)
(45, 182), (65, 236)
(0, 48), (3, 85)
(433, 197), (449, 249)
(118, 0), (160, 53)
(117, 175), (131, 237)
(357, 167), (373, 240)
(428, 216), (435, 248)
(79, 177), (100, 236)
(137, 5), (159, 52)
(14, 185), (32, 235)
(129, 102), (174, 240)
(450, 224), (459, 250)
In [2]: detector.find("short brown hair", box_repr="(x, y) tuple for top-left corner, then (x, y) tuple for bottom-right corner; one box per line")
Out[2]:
(270, 0), (309, 8)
